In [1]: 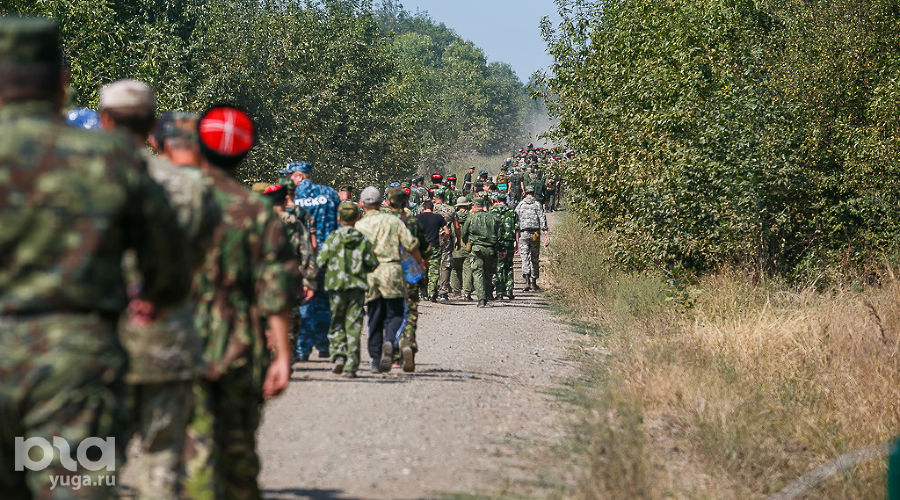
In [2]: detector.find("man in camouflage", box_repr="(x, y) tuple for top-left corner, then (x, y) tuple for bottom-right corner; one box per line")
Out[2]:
(508, 167), (524, 209)
(99, 81), (219, 499)
(431, 192), (460, 301)
(461, 197), (504, 308)
(386, 187), (430, 371)
(450, 197), (474, 300)
(355, 187), (426, 373)
(0, 18), (192, 499)
(515, 185), (550, 292)
(183, 105), (298, 500)
(316, 201), (379, 377)
(490, 194), (519, 300)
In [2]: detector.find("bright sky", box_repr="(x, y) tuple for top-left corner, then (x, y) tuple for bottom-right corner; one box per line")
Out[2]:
(399, 0), (561, 83)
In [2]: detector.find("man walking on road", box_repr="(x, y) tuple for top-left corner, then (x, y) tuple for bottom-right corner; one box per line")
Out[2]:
(355, 187), (426, 373)
(416, 200), (448, 302)
(288, 161), (340, 361)
(450, 197), (474, 300)
(491, 194), (519, 300)
(461, 197), (504, 308)
(432, 192), (460, 301)
(515, 185), (550, 291)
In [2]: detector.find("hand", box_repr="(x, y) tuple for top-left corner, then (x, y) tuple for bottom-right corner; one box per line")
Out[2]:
(544, 236), (551, 247)
(263, 355), (290, 399)
(127, 299), (157, 327)
(301, 286), (315, 302)
(514, 245), (519, 254)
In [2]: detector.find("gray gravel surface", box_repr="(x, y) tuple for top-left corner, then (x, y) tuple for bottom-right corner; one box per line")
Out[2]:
(258, 240), (575, 499)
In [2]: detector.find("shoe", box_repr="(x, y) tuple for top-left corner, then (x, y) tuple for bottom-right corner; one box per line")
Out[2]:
(477, 299), (486, 308)
(317, 348), (330, 358)
(332, 356), (346, 374)
(439, 294), (449, 302)
(429, 294), (438, 303)
(297, 352), (311, 362)
(379, 342), (393, 373)
(370, 359), (380, 373)
(401, 346), (415, 373)
(507, 292), (515, 300)
(464, 294), (473, 301)
(532, 278), (542, 292)
(341, 371), (357, 379)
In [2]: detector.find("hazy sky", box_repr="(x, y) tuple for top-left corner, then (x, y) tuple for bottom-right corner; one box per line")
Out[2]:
(398, 0), (562, 83)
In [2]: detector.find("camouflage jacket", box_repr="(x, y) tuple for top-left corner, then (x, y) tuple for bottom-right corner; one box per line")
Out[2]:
(461, 210), (500, 251)
(452, 209), (471, 258)
(279, 209), (318, 291)
(0, 100), (190, 319)
(192, 167), (299, 378)
(392, 207), (432, 261)
(490, 203), (519, 244)
(316, 226), (379, 292)
(508, 173), (524, 194)
(354, 211), (419, 302)
(120, 154), (220, 383)
(515, 196), (548, 231)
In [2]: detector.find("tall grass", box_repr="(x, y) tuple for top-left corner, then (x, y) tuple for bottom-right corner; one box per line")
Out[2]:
(544, 215), (900, 498)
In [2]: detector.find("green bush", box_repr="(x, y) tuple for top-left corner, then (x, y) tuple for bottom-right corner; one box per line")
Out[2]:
(540, 0), (900, 279)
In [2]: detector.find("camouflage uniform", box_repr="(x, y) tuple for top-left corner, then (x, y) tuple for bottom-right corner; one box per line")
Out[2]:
(391, 205), (431, 359)
(515, 196), (548, 282)
(461, 209), (501, 302)
(450, 207), (473, 297)
(508, 172), (524, 208)
(183, 167), (298, 500)
(0, 19), (191, 497)
(490, 202), (519, 298)
(316, 226), (378, 374)
(354, 210), (419, 365)
(279, 207), (318, 354)
(432, 201), (457, 296)
(120, 149), (219, 499)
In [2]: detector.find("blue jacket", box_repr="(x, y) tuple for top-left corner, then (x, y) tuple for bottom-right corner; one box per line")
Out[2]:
(293, 179), (340, 252)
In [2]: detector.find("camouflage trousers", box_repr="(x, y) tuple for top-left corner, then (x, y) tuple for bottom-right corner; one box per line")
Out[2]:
(328, 290), (365, 374)
(450, 253), (473, 296)
(0, 314), (127, 500)
(423, 248), (441, 298)
(126, 379), (193, 500)
(469, 246), (498, 301)
(518, 231), (542, 279)
(397, 284), (420, 354)
(495, 242), (516, 296)
(183, 365), (262, 500)
(424, 239), (452, 298)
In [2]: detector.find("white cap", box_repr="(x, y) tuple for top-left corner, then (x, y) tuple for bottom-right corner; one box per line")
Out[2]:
(359, 186), (382, 205)
(99, 79), (155, 111)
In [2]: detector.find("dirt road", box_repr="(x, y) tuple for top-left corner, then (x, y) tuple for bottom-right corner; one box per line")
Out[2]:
(258, 230), (574, 499)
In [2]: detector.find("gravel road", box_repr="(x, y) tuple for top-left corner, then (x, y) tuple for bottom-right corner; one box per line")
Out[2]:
(258, 226), (575, 499)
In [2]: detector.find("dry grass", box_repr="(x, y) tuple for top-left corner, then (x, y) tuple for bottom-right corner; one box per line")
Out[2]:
(542, 215), (900, 499)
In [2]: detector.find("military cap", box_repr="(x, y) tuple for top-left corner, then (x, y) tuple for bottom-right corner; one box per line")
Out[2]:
(431, 173), (443, 184)
(338, 200), (360, 222)
(447, 175), (457, 182)
(525, 184), (536, 194)
(360, 186), (381, 205)
(0, 17), (60, 66)
(198, 104), (256, 169)
(338, 185), (353, 193)
(467, 166), (475, 170)
(416, 175), (425, 183)
(476, 196), (491, 207)
(279, 161), (313, 174)
(389, 181), (401, 188)
(251, 182), (269, 194)
(479, 170), (488, 177)
(496, 193), (508, 202)
(99, 79), (155, 111)
(162, 111), (198, 141)
(455, 196), (471, 208)
(262, 184), (286, 205)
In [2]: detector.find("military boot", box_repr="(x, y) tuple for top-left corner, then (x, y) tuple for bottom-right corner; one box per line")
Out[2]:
(522, 274), (532, 292)
(531, 276), (541, 291)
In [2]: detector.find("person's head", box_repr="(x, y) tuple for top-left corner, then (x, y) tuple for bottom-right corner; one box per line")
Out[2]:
(338, 185), (353, 201)
(473, 196), (490, 211)
(494, 194), (507, 205)
(97, 79), (156, 141)
(359, 186), (382, 211)
(421, 200), (434, 212)
(431, 173), (443, 186)
(455, 196), (471, 211)
(197, 104), (256, 172)
(0, 18), (65, 109)
(160, 112), (200, 166)
(481, 183), (491, 192)
(524, 185), (535, 197)
(337, 200), (360, 226)
(387, 187), (409, 210)
(433, 192), (446, 204)
(263, 184), (288, 212)
(279, 161), (312, 185)
(467, 166), (474, 172)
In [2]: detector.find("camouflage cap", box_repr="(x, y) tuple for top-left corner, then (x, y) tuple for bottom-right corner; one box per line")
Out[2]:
(524, 184), (536, 194)
(496, 193), (508, 202)
(475, 196), (491, 207)
(99, 79), (155, 111)
(163, 112), (199, 141)
(338, 200), (360, 222)
(0, 17), (60, 66)
(455, 196), (471, 208)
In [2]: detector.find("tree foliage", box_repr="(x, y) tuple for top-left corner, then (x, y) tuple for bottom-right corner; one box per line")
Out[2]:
(0, 0), (539, 187)
(540, 0), (900, 278)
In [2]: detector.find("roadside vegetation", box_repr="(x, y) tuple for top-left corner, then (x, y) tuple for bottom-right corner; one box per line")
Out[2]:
(541, 215), (900, 498)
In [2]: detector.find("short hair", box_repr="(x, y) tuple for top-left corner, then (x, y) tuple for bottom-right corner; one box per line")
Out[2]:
(100, 107), (155, 138)
(422, 200), (434, 211)
(0, 62), (61, 101)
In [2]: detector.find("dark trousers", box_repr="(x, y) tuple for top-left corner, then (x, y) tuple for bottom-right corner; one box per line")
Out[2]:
(365, 297), (405, 362)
